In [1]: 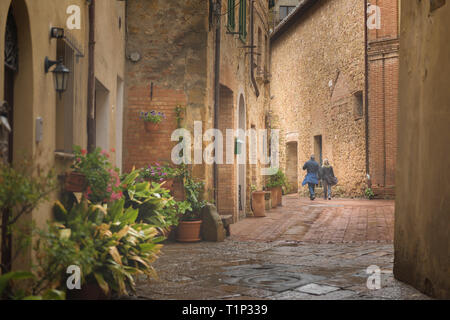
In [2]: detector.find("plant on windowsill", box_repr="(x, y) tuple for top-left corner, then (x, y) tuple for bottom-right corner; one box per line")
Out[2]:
(68, 146), (122, 203)
(140, 110), (166, 132)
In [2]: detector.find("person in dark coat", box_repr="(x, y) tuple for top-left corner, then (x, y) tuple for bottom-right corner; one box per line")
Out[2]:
(319, 159), (335, 200)
(302, 155), (320, 200)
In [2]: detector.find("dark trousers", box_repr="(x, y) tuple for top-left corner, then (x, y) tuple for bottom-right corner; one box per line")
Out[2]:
(323, 180), (332, 199)
(308, 183), (316, 199)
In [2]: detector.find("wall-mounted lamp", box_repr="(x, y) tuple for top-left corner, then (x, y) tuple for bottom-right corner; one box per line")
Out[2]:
(45, 57), (70, 98)
(50, 27), (65, 39)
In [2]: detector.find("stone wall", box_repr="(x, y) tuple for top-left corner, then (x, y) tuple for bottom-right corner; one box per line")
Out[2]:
(270, 0), (366, 197)
(394, 0), (450, 299)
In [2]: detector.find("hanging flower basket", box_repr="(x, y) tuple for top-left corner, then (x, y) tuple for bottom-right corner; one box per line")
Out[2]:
(140, 110), (165, 133)
(65, 171), (87, 193)
(144, 121), (160, 132)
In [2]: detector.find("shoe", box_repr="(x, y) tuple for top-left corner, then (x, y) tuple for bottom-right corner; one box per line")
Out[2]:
(311, 196), (316, 201)
(328, 197), (331, 200)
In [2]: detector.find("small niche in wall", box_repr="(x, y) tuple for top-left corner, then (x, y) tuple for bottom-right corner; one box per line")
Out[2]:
(353, 91), (364, 120)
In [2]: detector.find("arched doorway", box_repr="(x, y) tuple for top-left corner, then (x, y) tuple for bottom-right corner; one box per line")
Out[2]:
(286, 142), (298, 194)
(1, 7), (17, 165)
(1, 6), (18, 274)
(237, 94), (246, 219)
(1, 1), (33, 274)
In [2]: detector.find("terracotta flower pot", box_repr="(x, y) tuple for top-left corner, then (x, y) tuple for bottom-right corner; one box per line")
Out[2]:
(66, 282), (110, 300)
(267, 187), (279, 208)
(144, 121), (160, 132)
(176, 220), (202, 242)
(276, 186), (283, 206)
(65, 172), (86, 192)
(252, 191), (266, 217)
(161, 178), (174, 190)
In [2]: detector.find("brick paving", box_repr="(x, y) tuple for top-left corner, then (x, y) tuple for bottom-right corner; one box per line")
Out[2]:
(231, 195), (394, 243)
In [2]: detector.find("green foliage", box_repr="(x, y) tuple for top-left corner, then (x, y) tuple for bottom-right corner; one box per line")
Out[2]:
(0, 271), (65, 300)
(139, 162), (180, 181)
(0, 161), (55, 272)
(72, 146), (122, 204)
(35, 197), (163, 297)
(121, 170), (181, 230)
(365, 188), (375, 200)
(175, 105), (185, 129)
(266, 169), (288, 189)
(140, 111), (165, 124)
(177, 165), (206, 221)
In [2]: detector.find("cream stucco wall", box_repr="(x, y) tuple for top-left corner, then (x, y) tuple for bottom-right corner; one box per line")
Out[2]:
(394, 0), (450, 299)
(0, 0), (125, 270)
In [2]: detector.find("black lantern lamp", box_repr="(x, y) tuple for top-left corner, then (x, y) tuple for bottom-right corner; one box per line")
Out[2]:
(45, 57), (70, 98)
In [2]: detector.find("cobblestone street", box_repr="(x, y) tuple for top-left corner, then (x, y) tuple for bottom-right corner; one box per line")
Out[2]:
(136, 196), (429, 300)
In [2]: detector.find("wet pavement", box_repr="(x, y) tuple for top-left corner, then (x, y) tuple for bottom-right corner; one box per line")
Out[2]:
(136, 195), (430, 300)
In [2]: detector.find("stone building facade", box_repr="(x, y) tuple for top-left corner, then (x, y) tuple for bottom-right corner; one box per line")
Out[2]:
(124, 0), (270, 222)
(270, 0), (367, 197)
(0, 0), (126, 270)
(269, 0), (400, 198)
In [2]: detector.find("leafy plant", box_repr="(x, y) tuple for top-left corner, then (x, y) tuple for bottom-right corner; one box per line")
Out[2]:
(121, 170), (182, 230)
(72, 146), (122, 204)
(177, 165), (206, 221)
(35, 197), (163, 297)
(0, 161), (55, 273)
(0, 271), (65, 300)
(140, 111), (166, 124)
(266, 169), (288, 189)
(140, 162), (180, 182)
(365, 188), (375, 200)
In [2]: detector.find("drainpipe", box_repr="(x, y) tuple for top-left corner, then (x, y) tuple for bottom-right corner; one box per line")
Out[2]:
(213, 0), (221, 205)
(87, 0), (96, 152)
(364, 0), (370, 182)
(250, 0), (260, 98)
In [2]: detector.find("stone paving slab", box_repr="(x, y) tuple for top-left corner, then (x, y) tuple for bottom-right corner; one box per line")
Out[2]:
(135, 197), (429, 300)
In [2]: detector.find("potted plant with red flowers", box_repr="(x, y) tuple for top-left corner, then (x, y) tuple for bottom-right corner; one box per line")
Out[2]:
(140, 110), (166, 132)
(69, 146), (122, 203)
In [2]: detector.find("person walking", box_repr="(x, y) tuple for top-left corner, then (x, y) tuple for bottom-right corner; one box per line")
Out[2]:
(319, 159), (336, 200)
(302, 155), (320, 200)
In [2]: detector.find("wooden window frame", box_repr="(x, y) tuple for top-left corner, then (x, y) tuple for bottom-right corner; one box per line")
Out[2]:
(227, 0), (235, 31)
(239, 0), (247, 42)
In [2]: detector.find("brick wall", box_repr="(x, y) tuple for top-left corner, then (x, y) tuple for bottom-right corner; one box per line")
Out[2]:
(123, 0), (208, 173)
(217, 85), (237, 220)
(367, 0), (400, 197)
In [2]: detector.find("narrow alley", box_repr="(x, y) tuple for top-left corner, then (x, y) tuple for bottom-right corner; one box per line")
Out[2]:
(136, 196), (428, 300)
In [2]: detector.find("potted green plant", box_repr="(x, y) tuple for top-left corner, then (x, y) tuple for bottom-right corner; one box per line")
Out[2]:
(266, 169), (287, 207)
(69, 146), (122, 204)
(175, 168), (206, 242)
(35, 196), (164, 299)
(140, 111), (165, 132)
